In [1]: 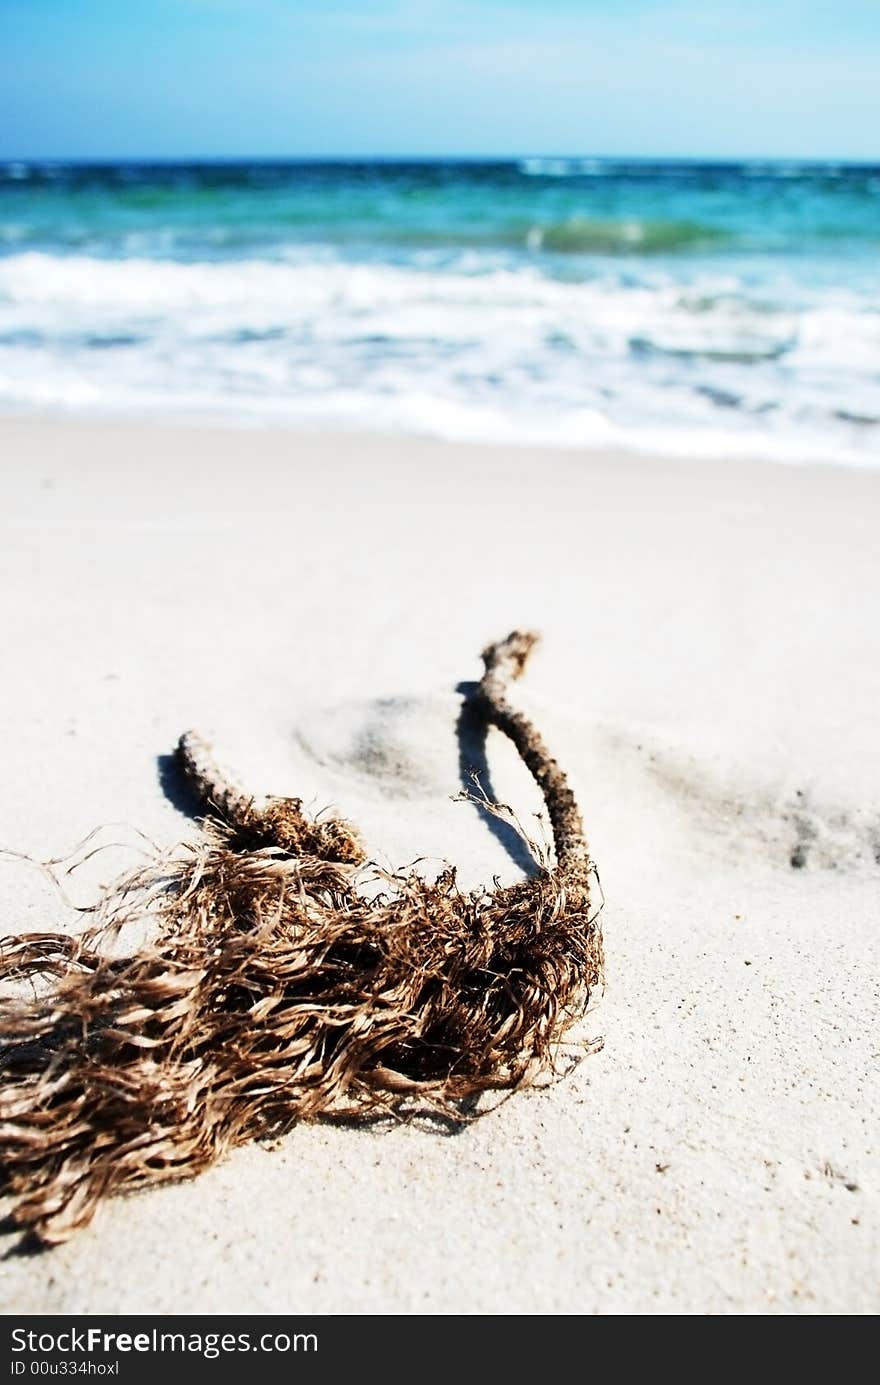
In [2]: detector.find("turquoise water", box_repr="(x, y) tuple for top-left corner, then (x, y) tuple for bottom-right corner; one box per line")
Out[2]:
(1, 159), (879, 460)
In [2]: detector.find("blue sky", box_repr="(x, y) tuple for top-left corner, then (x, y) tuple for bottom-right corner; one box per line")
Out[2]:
(2, 0), (878, 160)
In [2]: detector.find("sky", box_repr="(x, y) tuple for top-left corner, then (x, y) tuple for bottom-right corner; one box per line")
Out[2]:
(1, 0), (879, 161)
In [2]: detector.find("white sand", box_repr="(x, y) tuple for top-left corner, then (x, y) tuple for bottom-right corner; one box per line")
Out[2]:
(1, 416), (878, 1315)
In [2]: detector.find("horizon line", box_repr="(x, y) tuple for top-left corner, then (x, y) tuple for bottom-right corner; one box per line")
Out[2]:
(3, 151), (879, 167)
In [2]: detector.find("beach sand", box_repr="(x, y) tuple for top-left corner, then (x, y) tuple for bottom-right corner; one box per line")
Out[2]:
(1, 416), (877, 1314)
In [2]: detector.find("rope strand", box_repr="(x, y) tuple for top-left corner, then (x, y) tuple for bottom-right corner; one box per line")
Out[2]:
(476, 631), (591, 884)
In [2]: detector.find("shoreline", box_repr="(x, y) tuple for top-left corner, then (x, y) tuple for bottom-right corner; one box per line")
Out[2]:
(1, 415), (877, 1313)
(1, 406), (876, 474)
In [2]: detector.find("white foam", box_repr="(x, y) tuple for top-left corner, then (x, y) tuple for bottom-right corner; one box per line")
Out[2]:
(517, 157), (609, 178)
(0, 250), (878, 465)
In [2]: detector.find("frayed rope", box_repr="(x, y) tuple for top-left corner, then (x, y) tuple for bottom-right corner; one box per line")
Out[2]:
(0, 631), (603, 1245)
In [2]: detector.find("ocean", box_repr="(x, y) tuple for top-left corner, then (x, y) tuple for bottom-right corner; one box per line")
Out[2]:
(1, 158), (878, 463)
